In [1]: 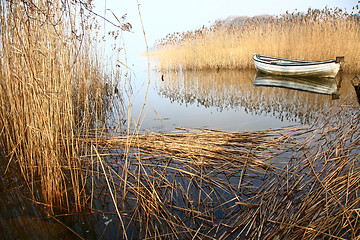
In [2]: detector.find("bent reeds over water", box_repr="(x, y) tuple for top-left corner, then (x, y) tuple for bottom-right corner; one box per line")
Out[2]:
(1, 1), (360, 238)
(93, 97), (360, 239)
(154, 7), (360, 72)
(0, 0), (119, 209)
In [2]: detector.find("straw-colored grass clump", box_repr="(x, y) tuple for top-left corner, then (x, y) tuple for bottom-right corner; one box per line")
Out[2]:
(154, 7), (360, 72)
(1, 1), (360, 239)
(0, 0), (120, 209)
(94, 97), (360, 239)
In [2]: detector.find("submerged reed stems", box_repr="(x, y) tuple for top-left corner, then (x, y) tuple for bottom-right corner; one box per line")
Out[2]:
(92, 97), (360, 239)
(1, 1), (360, 239)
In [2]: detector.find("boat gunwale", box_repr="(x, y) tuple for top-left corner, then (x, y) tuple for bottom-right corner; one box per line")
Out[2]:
(253, 54), (337, 67)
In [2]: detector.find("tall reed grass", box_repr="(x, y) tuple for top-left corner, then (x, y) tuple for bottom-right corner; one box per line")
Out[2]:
(2, 2), (360, 238)
(0, 0), (120, 209)
(154, 7), (360, 72)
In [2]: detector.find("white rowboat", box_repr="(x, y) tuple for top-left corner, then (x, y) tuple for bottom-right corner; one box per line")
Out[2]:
(253, 54), (340, 78)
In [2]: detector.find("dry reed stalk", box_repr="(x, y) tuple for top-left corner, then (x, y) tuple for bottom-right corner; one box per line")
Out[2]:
(84, 127), (302, 238)
(80, 97), (360, 239)
(154, 7), (360, 72)
(0, 0), (120, 209)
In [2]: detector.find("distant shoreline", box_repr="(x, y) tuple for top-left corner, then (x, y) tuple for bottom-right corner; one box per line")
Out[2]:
(153, 8), (360, 73)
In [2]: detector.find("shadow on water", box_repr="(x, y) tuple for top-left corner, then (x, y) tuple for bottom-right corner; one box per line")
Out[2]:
(156, 69), (354, 126)
(0, 161), (72, 239)
(0, 158), (119, 240)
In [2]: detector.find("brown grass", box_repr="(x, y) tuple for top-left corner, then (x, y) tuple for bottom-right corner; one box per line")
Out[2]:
(82, 97), (360, 239)
(0, 0), (120, 209)
(2, 1), (360, 239)
(154, 7), (360, 72)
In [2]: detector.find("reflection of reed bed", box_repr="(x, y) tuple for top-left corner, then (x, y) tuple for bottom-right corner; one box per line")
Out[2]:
(156, 70), (350, 125)
(88, 99), (360, 239)
(2, 2), (360, 238)
(154, 8), (360, 72)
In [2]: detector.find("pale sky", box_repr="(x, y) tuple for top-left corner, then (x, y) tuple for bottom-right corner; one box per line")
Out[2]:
(94, 0), (358, 58)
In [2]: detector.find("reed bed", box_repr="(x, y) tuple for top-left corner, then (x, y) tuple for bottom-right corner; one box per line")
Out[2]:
(80, 97), (360, 239)
(0, 0), (121, 209)
(87, 127), (295, 238)
(154, 7), (360, 72)
(2, 1), (360, 239)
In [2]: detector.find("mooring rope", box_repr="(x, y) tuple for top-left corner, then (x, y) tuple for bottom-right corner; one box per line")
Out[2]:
(240, 55), (255, 84)
(239, 55), (254, 71)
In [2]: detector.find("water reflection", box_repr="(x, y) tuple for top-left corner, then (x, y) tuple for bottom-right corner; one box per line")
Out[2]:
(253, 72), (338, 95)
(156, 70), (353, 125)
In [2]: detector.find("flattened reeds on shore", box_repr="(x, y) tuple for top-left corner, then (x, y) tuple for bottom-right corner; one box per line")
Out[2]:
(84, 98), (360, 239)
(92, 96), (360, 239)
(90, 127), (296, 238)
(107, 128), (289, 168)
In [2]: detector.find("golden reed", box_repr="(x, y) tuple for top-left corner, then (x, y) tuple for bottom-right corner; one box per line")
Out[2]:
(0, 0), (115, 210)
(154, 7), (360, 72)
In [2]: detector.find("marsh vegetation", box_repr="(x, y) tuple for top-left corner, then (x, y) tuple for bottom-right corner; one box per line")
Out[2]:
(0, 0), (123, 209)
(94, 102), (360, 239)
(0, 1), (360, 239)
(154, 7), (360, 72)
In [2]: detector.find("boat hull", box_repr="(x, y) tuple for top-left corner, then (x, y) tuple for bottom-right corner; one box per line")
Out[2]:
(253, 54), (340, 78)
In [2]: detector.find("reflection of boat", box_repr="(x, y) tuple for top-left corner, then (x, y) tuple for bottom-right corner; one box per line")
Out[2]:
(156, 70), (350, 125)
(253, 54), (340, 78)
(253, 73), (338, 95)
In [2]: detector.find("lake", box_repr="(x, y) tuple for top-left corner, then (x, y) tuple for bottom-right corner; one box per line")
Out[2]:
(128, 58), (356, 133)
(1, 56), (358, 239)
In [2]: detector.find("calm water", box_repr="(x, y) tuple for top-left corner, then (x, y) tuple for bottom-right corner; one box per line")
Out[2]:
(1, 57), (358, 238)
(129, 59), (355, 133)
